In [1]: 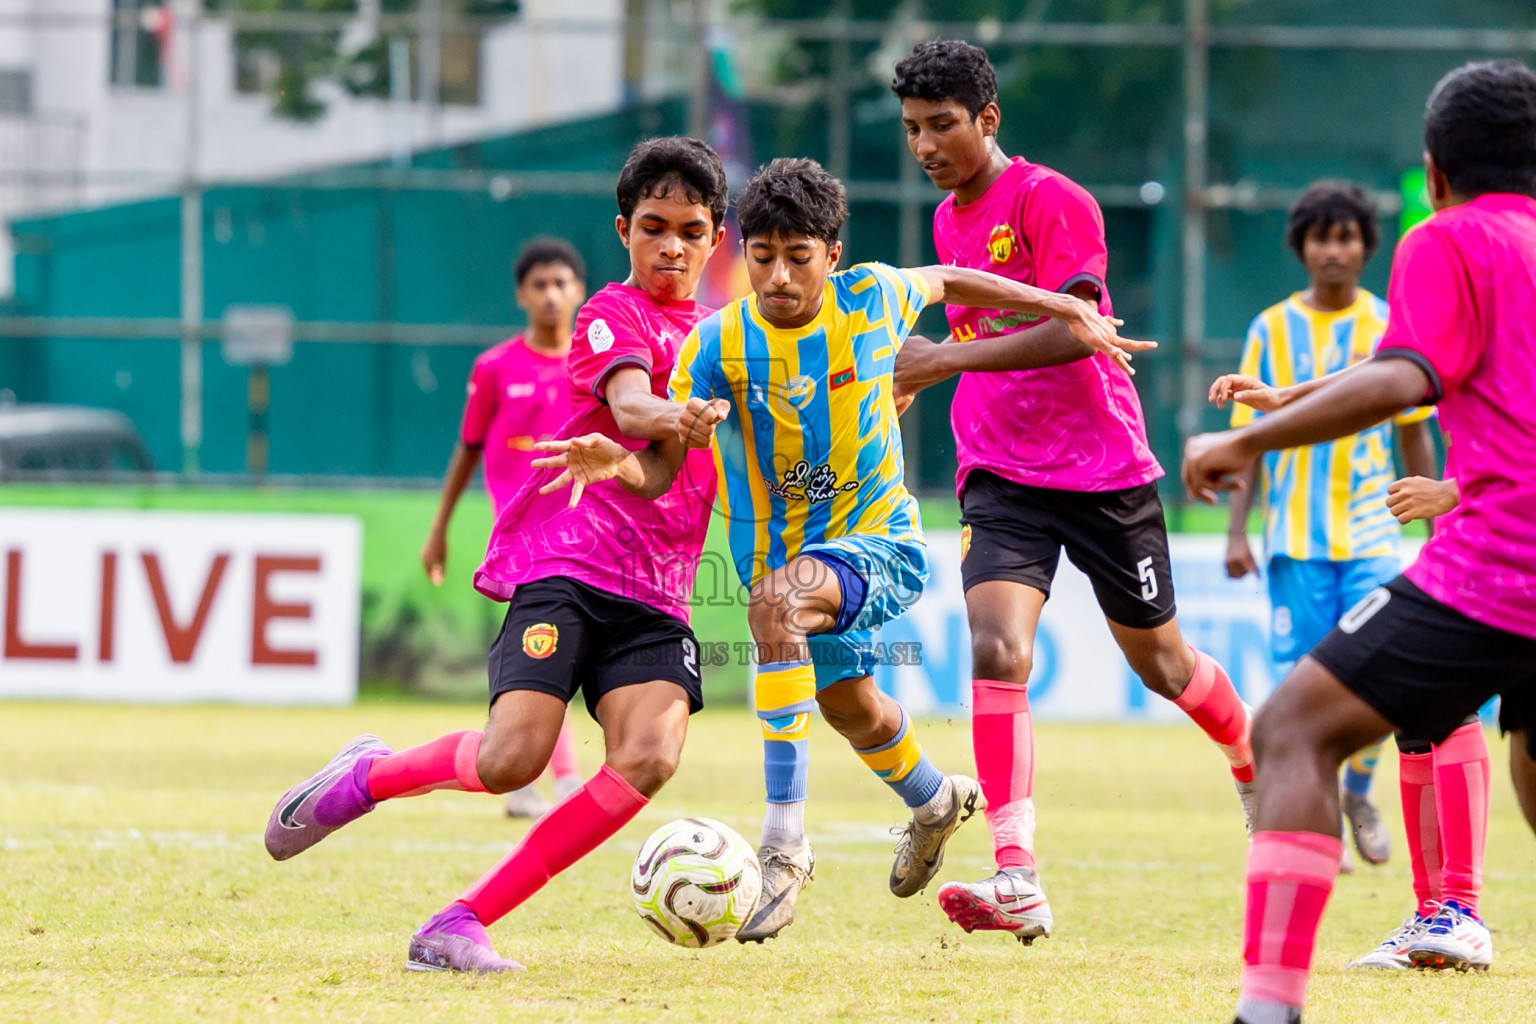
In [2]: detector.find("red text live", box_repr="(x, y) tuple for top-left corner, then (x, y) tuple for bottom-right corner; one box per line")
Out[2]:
(3, 549), (323, 666)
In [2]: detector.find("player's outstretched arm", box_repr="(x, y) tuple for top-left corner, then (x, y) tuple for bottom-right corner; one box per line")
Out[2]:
(533, 396), (726, 505)
(1183, 357), (1431, 504)
(1209, 359), (1378, 413)
(913, 265), (1157, 373)
(1208, 374), (1282, 413)
(533, 435), (674, 506)
(893, 314), (1120, 397)
(607, 366), (686, 442)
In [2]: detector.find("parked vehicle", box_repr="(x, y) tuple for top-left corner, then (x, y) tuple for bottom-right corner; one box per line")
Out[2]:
(0, 404), (154, 480)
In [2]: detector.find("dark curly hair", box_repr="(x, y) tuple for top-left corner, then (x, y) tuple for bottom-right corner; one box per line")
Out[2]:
(514, 236), (585, 285)
(1425, 60), (1536, 198)
(737, 158), (848, 246)
(1286, 182), (1380, 263)
(890, 40), (999, 118)
(615, 136), (729, 230)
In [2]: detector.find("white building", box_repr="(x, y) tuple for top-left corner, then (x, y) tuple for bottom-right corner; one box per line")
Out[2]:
(0, 0), (631, 294)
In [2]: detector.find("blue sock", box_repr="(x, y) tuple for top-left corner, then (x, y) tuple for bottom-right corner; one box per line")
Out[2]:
(854, 708), (944, 809)
(1343, 740), (1382, 797)
(756, 659), (816, 806)
(763, 730), (809, 803)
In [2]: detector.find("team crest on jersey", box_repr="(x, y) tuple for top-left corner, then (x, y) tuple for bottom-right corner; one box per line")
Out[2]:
(784, 375), (817, 410)
(987, 224), (1017, 265)
(589, 319), (615, 354)
(522, 623), (559, 659)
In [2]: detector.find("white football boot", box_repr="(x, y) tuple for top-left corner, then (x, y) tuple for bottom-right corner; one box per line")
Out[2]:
(1346, 914), (1431, 970)
(1408, 900), (1493, 971)
(937, 866), (1052, 945)
(736, 844), (815, 943)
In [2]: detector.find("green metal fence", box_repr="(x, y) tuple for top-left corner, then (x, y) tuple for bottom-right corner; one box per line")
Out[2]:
(5, 2), (1535, 495)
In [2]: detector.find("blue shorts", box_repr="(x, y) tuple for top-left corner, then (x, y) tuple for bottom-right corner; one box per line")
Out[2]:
(802, 535), (928, 690)
(1268, 555), (1401, 665)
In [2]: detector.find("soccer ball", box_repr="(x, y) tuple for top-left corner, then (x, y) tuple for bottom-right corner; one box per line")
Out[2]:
(631, 817), (762, 948)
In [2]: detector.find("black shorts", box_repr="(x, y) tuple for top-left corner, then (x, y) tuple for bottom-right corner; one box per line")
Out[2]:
(487, 577), (704, 720)
(1311, 576), (1536, 746)
(1501, 688), (1536, 760)
(959, 470), (1177, 629)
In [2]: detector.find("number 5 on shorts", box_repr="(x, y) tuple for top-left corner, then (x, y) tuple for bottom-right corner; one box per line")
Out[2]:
(1137, 556), (1158, 602)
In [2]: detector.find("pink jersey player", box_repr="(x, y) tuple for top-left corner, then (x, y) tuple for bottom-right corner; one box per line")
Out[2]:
(422, 239), (587, 821)
(266, 139), (734, 975)
(1384, 195), (1536, 638)
(893, 40), (1255, 947)
(474, 283), (718, 622)
(422, 239), (586, 586)
(1181, 60), (1536, 1020)
(935, 156), (1161, 494)
(459, 335), (572, 516)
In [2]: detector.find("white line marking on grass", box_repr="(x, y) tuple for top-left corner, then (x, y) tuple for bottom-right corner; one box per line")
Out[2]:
(13, 827), (1533, 886)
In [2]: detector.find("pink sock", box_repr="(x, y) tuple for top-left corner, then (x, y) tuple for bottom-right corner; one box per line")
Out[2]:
(1433, 723), (1490, 917)
(1240, 831), (1343, 1012)
(1399, 750), (1442, 916)
(366, 730), (489, 800)
(548, 722), (580, 780)
(972, 679), (1036, 870)
(1173, 646), (1254, 783)
(458, 764), (647, 926)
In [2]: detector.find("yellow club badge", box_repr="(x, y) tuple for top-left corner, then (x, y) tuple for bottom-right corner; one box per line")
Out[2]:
(960, 524), (973, 560)
(522, 623), (559, 659)
(987, 223), (1017, 265)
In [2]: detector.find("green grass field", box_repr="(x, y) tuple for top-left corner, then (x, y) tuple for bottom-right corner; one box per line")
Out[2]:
(2, 702), (1532, 1023)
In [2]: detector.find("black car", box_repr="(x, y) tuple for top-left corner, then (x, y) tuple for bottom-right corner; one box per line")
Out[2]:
(0, 404), (154, 480)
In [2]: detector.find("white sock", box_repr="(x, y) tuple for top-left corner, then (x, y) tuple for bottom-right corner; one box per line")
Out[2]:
(761, 800), (807, 852)
(914, 775), (953, 824)
(1234, 998), (1299, 1024)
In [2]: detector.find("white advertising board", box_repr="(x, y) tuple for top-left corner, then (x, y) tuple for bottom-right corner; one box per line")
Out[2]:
(872, 530), (1419, 719)
(0, 509), (361, 705)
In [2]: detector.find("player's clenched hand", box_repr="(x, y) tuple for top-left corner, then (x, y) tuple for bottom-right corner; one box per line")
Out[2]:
(1224, 534), (1257, 579)
(1182, 431), (1255, 505)
(677, 397), (730, 449)
(533, 434), (631, 508)
(421, 529), (447, 587)
(1209, 373), (1282, 413)
(1386, 476), (1460, 524)
(1061, 304), (1156, 376)
(892, 334), (947, 396)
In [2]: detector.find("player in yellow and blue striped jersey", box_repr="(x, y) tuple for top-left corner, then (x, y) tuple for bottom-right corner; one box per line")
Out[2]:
(1218, 183), (1441, 887)
(532, 157), (1151, 944)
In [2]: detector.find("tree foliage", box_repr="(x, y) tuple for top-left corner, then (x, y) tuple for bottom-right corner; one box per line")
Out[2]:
(202, 1), (519, 121)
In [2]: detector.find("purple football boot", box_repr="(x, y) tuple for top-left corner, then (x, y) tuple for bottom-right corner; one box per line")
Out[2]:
(407, 903), (525, 973)
(264, 734), (392, 861)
